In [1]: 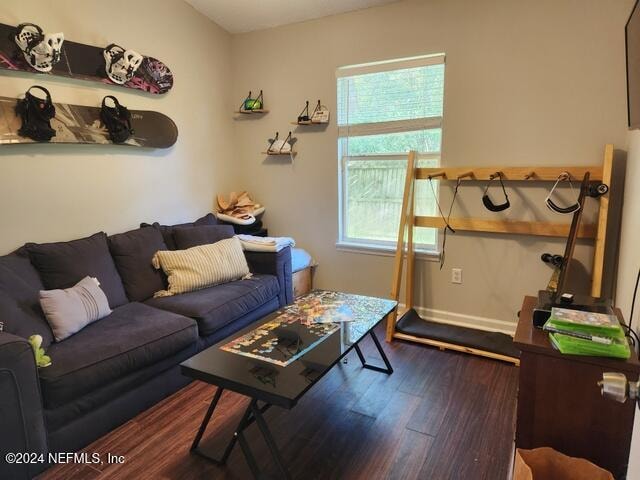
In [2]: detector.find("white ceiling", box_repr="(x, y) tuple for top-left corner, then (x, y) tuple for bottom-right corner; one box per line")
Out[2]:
(185, 0), (400, 34)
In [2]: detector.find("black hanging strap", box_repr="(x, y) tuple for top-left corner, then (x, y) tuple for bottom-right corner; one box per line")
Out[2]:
(482, 172), (510, 212)
(429, 176), (461, 270)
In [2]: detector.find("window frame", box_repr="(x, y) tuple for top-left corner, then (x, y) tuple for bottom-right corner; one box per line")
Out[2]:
(336, 54), (446, 256)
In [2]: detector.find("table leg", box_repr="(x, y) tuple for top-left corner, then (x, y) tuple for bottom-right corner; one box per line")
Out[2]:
(354, 330), (394, 375)
(250, 400), (292, 480)
(190, 388), (253, 465)
(191, 393), (290, 478)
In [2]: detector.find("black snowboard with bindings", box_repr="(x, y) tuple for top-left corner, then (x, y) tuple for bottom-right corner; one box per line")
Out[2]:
(0, 22), (173, 94)
(2, 86), (177, 148)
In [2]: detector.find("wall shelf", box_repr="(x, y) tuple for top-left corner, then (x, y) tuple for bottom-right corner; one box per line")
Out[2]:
(290, 121), (329, 126)
(235, 109), (269, 115)
(262, 151), (297, 157)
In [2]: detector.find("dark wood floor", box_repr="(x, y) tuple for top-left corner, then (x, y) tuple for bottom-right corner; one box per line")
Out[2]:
(39, 326), (519, 480)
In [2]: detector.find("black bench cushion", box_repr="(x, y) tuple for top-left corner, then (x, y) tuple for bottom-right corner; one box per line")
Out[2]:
(145, 274), (279, 337)
(39, 302), (197, 408)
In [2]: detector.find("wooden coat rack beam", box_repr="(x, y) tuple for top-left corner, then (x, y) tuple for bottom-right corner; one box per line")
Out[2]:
(416, 166), (604, 181)
(414, 217), (597, 239)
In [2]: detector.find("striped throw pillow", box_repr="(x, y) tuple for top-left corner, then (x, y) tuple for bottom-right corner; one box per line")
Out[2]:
(151, 237), (250, 298)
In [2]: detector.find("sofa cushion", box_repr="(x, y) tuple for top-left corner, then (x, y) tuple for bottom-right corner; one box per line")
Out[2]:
(0, 254), (53, 345)
(108, 227), (168, 302)
(38, 302), (197, 408)
(173, 225), (235, 250)
(26, 232), (128, 308)
(140, 213), (218, 250)
(146, 274), (280, 336)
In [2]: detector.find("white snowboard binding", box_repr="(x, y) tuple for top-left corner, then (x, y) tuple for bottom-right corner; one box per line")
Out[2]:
(14, 23), (64, 73)
(103, 44), (143, 84)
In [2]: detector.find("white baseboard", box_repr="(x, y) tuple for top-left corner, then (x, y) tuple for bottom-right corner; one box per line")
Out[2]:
(399, 304), (517, 336)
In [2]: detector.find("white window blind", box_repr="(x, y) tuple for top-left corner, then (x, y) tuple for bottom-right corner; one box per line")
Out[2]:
(337, 54), (445, 251)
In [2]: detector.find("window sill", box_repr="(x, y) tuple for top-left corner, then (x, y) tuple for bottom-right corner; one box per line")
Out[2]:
(335, 241), (441, 261)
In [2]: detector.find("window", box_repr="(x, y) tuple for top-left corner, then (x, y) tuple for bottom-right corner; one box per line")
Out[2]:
(337, 54), (445, 253)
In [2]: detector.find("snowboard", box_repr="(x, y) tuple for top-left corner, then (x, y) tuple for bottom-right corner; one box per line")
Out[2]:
(0, 96), (178, 148)
(0, 22), (173, 95)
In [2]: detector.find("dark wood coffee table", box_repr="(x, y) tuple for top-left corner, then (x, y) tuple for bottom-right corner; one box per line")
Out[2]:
(180, 290), (397, 479)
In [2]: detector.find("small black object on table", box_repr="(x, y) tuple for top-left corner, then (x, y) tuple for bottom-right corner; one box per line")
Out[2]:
(180, 290), (397, 479)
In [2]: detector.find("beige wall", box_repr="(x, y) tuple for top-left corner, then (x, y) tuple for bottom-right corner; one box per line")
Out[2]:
(0, 0), (236, 254)
(230, 0), (633, 328)
(616, 130), (640, 480)
(0, 0), (633, 330)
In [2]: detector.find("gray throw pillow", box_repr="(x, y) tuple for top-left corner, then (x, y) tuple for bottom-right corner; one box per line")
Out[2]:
(39, 276), (112, 342)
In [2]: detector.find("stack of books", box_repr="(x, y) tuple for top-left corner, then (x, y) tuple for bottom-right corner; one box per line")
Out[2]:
(543, 307), (631, 359)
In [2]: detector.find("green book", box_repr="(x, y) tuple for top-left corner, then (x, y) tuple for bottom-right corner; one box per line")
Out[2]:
(546, 307), (623, 337)
(549, 331), (631, 359)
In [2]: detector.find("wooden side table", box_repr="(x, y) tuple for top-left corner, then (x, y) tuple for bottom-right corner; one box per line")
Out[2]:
(513, 296), (640, 477)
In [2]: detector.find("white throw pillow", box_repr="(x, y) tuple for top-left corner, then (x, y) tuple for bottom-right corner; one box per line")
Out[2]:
(152, 237), (250, 298)
(39, 276), (112, 341)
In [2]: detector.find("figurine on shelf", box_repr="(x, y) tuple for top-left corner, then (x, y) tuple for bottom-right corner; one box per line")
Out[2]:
(297, 101), (310, 124)
(267, 131), (294, 154)
(239, 90), (264, 113)
(310, 100), (330, 124)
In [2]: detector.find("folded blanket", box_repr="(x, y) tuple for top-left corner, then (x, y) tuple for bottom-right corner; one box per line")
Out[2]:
(237, 234), (295, 252)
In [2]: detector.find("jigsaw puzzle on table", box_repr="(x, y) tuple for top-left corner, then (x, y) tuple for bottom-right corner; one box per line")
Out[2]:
(220, 290), (397, 366)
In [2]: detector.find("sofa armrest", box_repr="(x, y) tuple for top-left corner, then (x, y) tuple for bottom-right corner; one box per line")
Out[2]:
(244, 247), (293, 307)
(0, 332), (48, 479)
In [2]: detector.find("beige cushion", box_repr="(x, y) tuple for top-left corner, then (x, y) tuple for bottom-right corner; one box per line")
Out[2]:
(152, 237), (250, 298)
(39, 276), (112, 341)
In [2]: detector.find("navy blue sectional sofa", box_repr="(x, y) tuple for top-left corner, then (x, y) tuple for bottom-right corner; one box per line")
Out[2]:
(0, 215), (292, 479)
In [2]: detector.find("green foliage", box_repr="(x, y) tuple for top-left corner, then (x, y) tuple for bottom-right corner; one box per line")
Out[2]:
(338, 62), (445, 248)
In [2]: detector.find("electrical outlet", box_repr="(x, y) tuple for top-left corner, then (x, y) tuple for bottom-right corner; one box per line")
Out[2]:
(451, 268), (462, 284)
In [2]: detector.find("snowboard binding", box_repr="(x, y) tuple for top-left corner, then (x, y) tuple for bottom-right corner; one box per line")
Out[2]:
(103, 44), (143, 84)
(15, 86), (56, 142)
(14, 23), (64, 73)
(100, 95), (134, 143)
